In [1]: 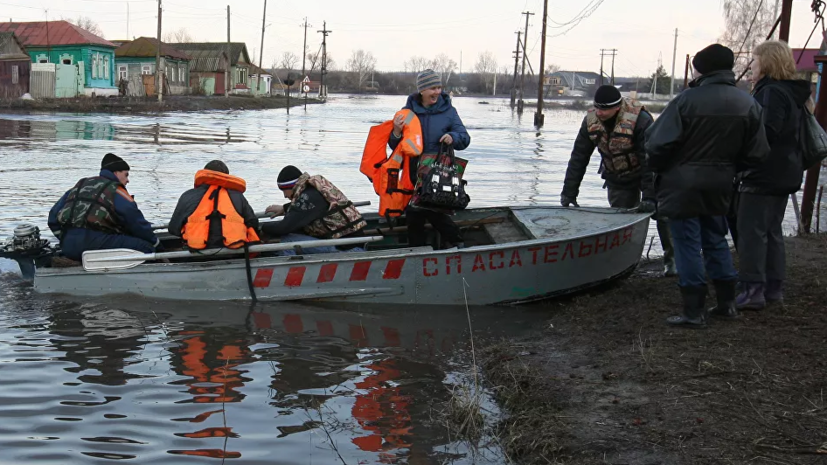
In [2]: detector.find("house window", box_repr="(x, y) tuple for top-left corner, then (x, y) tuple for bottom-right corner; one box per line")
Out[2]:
(171, 65), (176, 83)
(91, 55), (98, 79)
(36, 54), (49, 63)
(141, 65), (152, 75)
(582, 78), (595, 85)
(179, 64), (185, 83)
(103, 56), (110, 79)
(119, 65), (127, 80)
(60, 54), (73, 65)
(11, 65), (18, 84)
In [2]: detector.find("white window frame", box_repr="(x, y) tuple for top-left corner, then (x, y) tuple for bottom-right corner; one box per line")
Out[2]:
(36, 54), (49, 63)
(91, 55), (98, 79)
(141, 64), (152, 75)
(118, 65), (127, 81)
(60, 53), (73, 65)
(11, 65), (19, 84)
(103, 56), (110, 80)
(179, 64), (185, 83)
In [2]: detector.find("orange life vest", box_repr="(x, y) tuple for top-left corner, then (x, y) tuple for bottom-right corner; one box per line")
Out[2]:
(361, 109), (423, 217)
(182, 170), (260, 249)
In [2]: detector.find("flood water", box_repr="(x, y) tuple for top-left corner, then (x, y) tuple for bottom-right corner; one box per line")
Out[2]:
(0, 95), (824, 463)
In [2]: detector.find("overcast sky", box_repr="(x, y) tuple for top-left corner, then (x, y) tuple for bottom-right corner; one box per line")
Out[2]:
(3, 0), (820, 77)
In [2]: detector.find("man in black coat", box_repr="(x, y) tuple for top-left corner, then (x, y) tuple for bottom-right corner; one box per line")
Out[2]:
(561, 85), (675, 276)
(645, 44), (769, 327)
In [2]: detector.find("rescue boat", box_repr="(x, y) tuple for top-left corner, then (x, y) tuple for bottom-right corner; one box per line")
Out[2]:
(0, 206), (651, 305)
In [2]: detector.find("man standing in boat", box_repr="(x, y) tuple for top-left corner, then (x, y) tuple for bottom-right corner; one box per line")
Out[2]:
(645, 44), (769, 327)
(262, 165), (367, 254)
(167, 160), (260, 250)
(560, 85), (676, 277)
(48, 153), (161, 261)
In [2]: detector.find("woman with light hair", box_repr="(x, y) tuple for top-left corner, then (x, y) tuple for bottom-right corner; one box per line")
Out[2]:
(735, 40), (811, 310)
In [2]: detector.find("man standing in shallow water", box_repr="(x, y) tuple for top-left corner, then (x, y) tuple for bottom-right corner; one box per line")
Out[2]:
(561, 84), (676, 277)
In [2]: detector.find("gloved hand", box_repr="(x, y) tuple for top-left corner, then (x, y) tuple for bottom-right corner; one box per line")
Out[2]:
(153, 238), (165, 252)
(637, 199), (657, 213)
(560, 194), (579, 208)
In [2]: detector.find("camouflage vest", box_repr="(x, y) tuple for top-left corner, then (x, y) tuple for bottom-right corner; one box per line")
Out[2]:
(586, 98), (644, 178)
(56, 176), (125, 235)
(291, 174), (367, 239)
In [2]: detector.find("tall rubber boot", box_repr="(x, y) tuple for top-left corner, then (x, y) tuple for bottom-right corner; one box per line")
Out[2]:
(708, 279), (740, 319)
(666, 285), (708, 328)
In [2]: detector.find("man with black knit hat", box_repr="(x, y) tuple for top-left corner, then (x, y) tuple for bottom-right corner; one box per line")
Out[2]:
(561, 84), (676, 276)
(48, 153), (161, 261)
(262, 165), (366, 254)
(645, 43), (770, 327)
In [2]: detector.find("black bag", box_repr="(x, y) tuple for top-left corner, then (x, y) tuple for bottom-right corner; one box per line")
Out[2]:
(800, 106), (827, 170)
(412, 144), (470, 210)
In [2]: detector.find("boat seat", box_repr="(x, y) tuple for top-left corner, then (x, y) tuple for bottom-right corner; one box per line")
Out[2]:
(484, 220), (532, 244)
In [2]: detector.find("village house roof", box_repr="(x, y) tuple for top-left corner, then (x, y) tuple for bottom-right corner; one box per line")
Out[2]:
(0, 32), (29, 61)
(169, 42), (250, 67)
(793, 48), (820, 73)
(179, 48), (229, 72)
(114, 37), (190, 61)
(0, 21), (116, 48)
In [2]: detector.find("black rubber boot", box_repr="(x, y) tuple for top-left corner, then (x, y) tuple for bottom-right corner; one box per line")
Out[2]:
(666, 285), (708, 328)
(709, 279), (740, 319)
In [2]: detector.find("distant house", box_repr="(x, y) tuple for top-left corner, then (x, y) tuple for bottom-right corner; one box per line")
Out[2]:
(171, 42), (252, 95)
(0, 21), (118, 97)
(114, 37), (190, 96)
(247, 63), (272, 96)
(0, 32), (30, 98)
(545, 71), (601, 97)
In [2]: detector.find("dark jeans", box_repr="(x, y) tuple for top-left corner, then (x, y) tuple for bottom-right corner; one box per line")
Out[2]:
(669, 216), (737, 288)
(607, 187), (674, 263)
(405, 206), (463, 247)
(60, 228), (155, 261)
(737, 193), (788, 283)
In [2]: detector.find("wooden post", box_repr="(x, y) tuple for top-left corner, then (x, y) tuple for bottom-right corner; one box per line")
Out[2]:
(683, 54), (690, 90)
(225, 5), (230, 98)
(155, 0), (162, 102)
(801, 55), (827, 233)
(257, 0), (266, 93)
(534, 0), (548, 128)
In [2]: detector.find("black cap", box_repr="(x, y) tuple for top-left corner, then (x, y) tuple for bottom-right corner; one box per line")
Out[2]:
(692, 44), (735, 75)
(204, 160), (229, 174)
(277, 165), (302, 190)
(593, 85), (622, 109)
(101, 153), (130, 172)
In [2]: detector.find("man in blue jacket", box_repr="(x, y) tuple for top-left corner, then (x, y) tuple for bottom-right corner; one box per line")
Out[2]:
(388, 69), (471, 248)
(48, 153), (162, 261)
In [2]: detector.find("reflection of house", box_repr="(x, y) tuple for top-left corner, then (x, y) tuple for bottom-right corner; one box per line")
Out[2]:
(0, 32), (30, 98)
(545, 71), (601, 97)
(793, 48), (819, 96)
(171, 42), (251, 95)
(247, 63), (271, 96)
(0, 21), (118, 96)
(114, 37), (190, 96)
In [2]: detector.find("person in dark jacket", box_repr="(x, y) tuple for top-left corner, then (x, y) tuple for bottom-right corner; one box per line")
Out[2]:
(561, 84), (675, 276)
(388, 69), (471, 248)
(48, 153), (161, 261)
(735, 40), (812, 310)
(167, 160), (259, 249)
(644, 44), (770, 327)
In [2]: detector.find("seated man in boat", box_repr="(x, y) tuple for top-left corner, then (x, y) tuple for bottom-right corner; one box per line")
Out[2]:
(262, 165), (367, 254)
(48, 153), (162, 261)
(560, 84), (676, 277)
(167, 160), (260, 250)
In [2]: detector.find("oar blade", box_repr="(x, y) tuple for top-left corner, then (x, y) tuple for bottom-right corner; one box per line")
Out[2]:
(82, 249), (151, 271)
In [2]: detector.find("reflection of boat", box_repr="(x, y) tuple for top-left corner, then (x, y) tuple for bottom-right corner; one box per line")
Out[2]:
(2, 206), (650, 305)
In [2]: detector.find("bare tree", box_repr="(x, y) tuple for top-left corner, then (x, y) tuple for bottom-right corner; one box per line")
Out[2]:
(163, 28), (193, 43)
(65, 16), (103, 38)
(720, 0), (775, 72)
(474, 51), (498, 94)
(307, 51), (336, 75)
(545, 63), (561, 75)
(404, 56), (432, 73)
(280, 51), (299, 70)
(346, 49), (377, 90)
(432, 53), (457, 85)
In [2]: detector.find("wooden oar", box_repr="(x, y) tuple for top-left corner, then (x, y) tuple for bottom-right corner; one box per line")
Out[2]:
(81, 236), (383, 271)
(151, 201), (372, 231)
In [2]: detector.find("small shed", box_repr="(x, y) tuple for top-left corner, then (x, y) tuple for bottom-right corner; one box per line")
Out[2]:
(0, 32), (30, 98)
(114, 37), (190, 96)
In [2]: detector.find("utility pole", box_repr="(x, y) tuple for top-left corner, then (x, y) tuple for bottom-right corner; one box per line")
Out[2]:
(511, 31), (522, 107)
(127, 3), (130, 39)
(778, 0), (792, 41)
(225, 5), (230, 98)
(155, 0), (162, 102)
(534, 0), (549, 128)
(256, 0), (266, 93)
(683, 53), (690, 89)
(609, 49), (617, 85)
(300, 17), (310, 80)
(599, 49), (605, 86)
(670, 28), (678, 99)
(317, 21), (331, 100)
(518, 10), (534, 113)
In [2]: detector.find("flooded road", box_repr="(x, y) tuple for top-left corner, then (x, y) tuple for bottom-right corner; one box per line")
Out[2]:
(0, 95), (824, 463)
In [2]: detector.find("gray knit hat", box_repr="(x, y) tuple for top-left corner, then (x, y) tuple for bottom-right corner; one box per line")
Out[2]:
(416, 69), (442, 92)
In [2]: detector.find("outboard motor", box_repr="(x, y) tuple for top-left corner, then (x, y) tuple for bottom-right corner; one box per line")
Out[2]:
(0, 224), (53, 280)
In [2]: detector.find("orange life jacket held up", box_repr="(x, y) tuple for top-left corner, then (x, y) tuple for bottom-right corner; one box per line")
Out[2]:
(182, 169), (260, 249)
(361, 109), (423, 217)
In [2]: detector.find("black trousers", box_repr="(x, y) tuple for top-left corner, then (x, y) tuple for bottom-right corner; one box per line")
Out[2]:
(406, 206), (463, 247)
(736, 192), (788, 283)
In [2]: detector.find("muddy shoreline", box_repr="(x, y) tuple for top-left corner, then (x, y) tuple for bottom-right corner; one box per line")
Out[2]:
(0, 95), (319, 114)
(481, 235), (827, 464)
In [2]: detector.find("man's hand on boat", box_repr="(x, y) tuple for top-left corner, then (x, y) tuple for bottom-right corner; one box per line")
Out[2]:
(636, 199), (657, 213)
(560, 194), (579, 208)
(265, 204), (285, 218)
